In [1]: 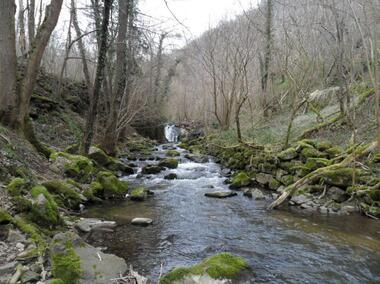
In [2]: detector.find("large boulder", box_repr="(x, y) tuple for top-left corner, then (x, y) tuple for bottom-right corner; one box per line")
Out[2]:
(243, 188), (265, 200)
(278, 147), (298, 161)
(142, 165), (163, 174)
(88, 146), (112, 167)
(130, 187), (149, 201)
(50, 232), (128, 284)
(96, 171), (128, 198)
(42, 180), (86, 210)
(160, 253), (249, 284)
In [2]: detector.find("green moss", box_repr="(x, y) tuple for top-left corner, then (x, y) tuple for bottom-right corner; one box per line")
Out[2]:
(281, 175), (295, 186)
(301, 147), (328, 159)
(278, 147), (298, 161)
(51, 152), (95, 183)
(305, 158), (331, 171)
(166, 150), (181, 157)
(269, 178), (281, 190)
(160, 253), (249, 284)
(231, 172), (251, 188)
(96, 171), (128, 197)
(30, 186), (61, 227)
(130, 187), (148, 201)
(159, 158), (179, 169)
(12, 216), (47, 254)
(322, 168), (364, 187)
(51, 240), (82, 284)
(88, 146), (112, 166)
(0, 208), (12, 224)
(42, 180), (84, 210)
(87, 181), (103, 198)
(325, 146), (343, 158)
(7, 178), (29, 197)
(49, 279), (65, 284)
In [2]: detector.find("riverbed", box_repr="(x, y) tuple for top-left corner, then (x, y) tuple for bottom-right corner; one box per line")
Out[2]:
(82, 144), (380, 283)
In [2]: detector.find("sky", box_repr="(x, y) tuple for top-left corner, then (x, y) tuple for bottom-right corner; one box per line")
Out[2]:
(138, 0), (258, 47)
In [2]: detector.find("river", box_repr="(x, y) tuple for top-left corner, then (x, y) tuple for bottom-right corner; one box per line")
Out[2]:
(82, 144), (380, 283)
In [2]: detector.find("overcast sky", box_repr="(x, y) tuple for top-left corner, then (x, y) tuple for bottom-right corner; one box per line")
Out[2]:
(138, 0), (258, 47)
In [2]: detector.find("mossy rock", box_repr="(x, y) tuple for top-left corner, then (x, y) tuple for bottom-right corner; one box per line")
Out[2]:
(7, 178), (30, 197)
(50, 234), (82, 284)
(164, 173), (178, 180)
(64, 144), (79, 154)
(159, 158), (179, 169)
(278, 147), (298, 161)
(84, 181), (104, 200)
(301, 147), (328, 159)
(88, 146), (112, 166)
(305, 158), (332, 171)
(96, 171), (128, 198)
(160, 253), (249, 284)
(42, 180), (85, 210)
(107, 160), (134, 175)
(142, 165), (163, 174)
(322, 168), (364, 187)
(166, 150), (181, 157)
(230, 172), (252, 189)
(325, 146), (343, 158)
(360, 203), (380, 217)
(269, 178), (281, 190)
(306, 140), (333, 151)
(30, 186), (61, 227)
(0, 208), (12, 224)
(130, 187), (148, 201)
(51, 152), (95, 183)
(281, 175), (295, 186)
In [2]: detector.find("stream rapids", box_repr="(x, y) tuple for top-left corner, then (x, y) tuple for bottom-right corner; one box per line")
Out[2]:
(82, 144), (380, 283)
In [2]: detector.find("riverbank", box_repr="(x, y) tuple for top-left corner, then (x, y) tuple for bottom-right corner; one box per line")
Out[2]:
(178, 135), (380, 218)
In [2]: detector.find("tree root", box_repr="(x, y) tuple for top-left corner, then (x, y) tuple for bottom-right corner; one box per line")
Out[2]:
(268, 141), (378, 210)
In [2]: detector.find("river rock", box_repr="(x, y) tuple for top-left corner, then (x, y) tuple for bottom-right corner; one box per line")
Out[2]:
(341, 205), (358, 215)
(327, 187), (348, 203)
(243, 188), (265, 200)
(131, 218), (153, 226)
(164, 173), (178, 180)
(75, 218), (117, 233)
(51, 232), (127, 284)
(205, 191), (237, 199)
(290, 194), (311, 205)
(255, 173), (275, 186)
(142, 165), (163, 174)
(0, 262), (18, 276)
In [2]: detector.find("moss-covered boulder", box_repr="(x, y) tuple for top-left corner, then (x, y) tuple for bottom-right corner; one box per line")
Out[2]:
(50, 233), (82, 284)
(255, 173), (275, 186)
(322, 168), (363, 187)
(278, 147), (298, 161)
(96, 171), (128, 198)
(230, 172), (252, 189)
(42, 180), (86, 210)
(142, 165), (163, 174)
(164, 173), (178, 180)
(0, 208), (12, 224)
(51, 152), (95, 183)
(166, 150), (181, 157)
(281, 175), (296, 186)
(160, 253), (249, 284)
(130, 187), (148, 201)
(107, 160), (134, 175)
(88, 146), (112, 166)
(159, 158), (179, 169)
(30, 186), (61, 227)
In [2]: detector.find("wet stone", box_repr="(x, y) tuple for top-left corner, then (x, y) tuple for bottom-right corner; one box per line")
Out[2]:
(205, 191), (238, 199)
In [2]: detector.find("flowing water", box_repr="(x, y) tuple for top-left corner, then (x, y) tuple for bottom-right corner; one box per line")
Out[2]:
(83, 144), (380, 283)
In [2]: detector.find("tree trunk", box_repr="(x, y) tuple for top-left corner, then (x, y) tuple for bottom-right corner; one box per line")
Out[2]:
(153, 33), (166, 104)
(17, 0), (64, 130)
(18, 0), (27, 56)
(101, 0), (131, 155)
(81, 0), (113, 155)
(71, 0), (93, 96)
(0, 0), (18, 127)
(261, 0), (273, 118)
(28, 0), (35, 47)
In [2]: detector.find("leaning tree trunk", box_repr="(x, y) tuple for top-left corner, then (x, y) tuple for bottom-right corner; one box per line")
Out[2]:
(0, 0), (18, 128)
(17, 0), (63, 158)
(81, 0), (113, 155)
(101, 0), (131, 155)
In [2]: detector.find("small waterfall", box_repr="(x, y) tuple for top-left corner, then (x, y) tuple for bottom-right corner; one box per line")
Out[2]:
(165, 124), (180, 143)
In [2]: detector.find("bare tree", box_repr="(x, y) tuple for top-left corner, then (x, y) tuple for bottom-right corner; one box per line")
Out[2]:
(81, 0), (113, 155)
